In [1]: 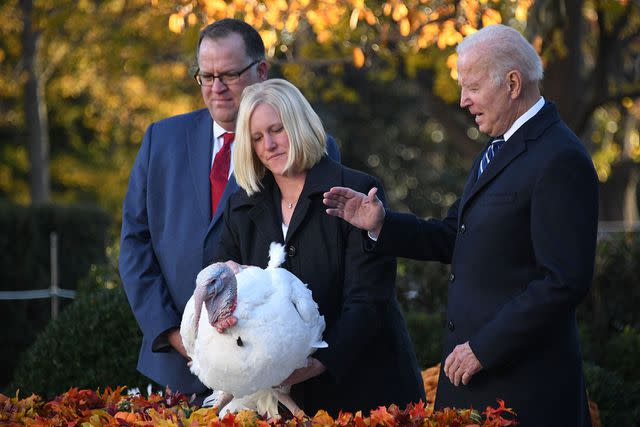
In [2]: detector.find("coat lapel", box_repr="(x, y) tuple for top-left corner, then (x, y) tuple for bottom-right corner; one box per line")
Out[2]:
(245, 178), (287, 245)
(248, 201), (285, 245)
(185, 110), (214, 222)
(459, 147), (486, 215)
(458, 102), (560, 216)
(286, 156), (341, 242)
(460, 135), (527, 214)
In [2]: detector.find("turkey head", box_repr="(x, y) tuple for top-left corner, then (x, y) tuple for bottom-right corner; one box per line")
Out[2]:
(194, 263), (238, 333)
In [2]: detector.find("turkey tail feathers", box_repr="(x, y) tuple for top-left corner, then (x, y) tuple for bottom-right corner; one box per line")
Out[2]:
(267, 242), (286, 269)
(312, 339), (328, 348)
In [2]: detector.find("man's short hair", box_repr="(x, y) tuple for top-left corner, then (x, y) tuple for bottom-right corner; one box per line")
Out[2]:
(457, 24), (543, 86)
(197, 18), (266, 61)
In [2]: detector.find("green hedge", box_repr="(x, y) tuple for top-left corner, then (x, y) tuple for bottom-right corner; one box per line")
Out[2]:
(5, 278), (147, 398)
(0, 202), (111, 390)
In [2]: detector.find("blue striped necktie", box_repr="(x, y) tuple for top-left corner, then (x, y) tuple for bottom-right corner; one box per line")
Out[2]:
(478, 137), (505, 178)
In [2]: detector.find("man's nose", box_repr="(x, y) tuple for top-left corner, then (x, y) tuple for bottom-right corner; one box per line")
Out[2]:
(212, 77), (227, 92)
(459, 90), (470, 108)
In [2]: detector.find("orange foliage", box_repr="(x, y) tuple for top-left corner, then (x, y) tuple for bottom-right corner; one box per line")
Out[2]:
(421, 363), (440, 415)
(353, 47), (365, 69)
(0, 386), (520, 426)
(158, 0), (533, 72)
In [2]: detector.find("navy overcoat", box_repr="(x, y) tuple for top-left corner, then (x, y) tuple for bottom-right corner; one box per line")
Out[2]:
(374, 103), (598, 427)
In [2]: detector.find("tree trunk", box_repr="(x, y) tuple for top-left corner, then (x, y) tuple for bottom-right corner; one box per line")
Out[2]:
(21, 0), (50, 204)
(538, 0), (586, 134)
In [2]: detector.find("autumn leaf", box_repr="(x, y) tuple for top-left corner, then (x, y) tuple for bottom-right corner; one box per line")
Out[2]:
(311, 409), (335, 427)
(409, 399), (428, 419)
(368, 406), (396, 427)
(353, 47), (365, 68)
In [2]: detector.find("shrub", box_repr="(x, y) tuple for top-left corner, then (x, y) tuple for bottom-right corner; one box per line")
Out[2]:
(0, 202), (111, 389)
(602, 326), (640, 383)
(5, 282), (146, 398)
(583, 362), (639, 426)
(403, 310), (444, 369)
(579, 233), (640, 354)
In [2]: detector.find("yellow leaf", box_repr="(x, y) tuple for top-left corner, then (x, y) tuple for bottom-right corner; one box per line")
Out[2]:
(311, 410), (335, 427)
(317, 30), (332, 43)
(460, 24), (477, 36)
(400, 18), (410, 36)
(515, 0), (533, 22)
(187, 12), (198, 26)
(365, 10), (377, 25)
(447, 52), (458, 80)
(259, 30), (278, 50)
(285, 13), (300, 32)
(392, 3), (408, 21)
(461, 0), (480, 27)
(353, 47), (365, 68)
(168, 13), (184, 34)
(349, 8), (360, 30)
(437, 20), (463, 49)
(481, 8), (502, 27)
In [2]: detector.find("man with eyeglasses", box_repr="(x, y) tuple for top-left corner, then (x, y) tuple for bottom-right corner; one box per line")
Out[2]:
(119, 18), (340, 403)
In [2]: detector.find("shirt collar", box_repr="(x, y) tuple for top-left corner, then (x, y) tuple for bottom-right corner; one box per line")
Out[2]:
(503, 96), (545, 141)
(213, 120), (229, 141)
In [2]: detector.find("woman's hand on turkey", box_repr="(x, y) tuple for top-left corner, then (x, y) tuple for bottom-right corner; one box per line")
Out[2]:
(224, 260), (246, 275)
(280, 357), (326, 386)
(323, 187), (385, 238)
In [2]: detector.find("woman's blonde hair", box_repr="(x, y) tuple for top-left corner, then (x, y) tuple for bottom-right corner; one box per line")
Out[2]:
(234, 79), (327, 195)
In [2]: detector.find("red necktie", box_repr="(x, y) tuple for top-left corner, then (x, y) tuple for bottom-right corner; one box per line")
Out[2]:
(210, 132), (234, 216)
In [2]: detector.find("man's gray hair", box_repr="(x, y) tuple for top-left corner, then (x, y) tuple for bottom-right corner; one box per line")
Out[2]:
(457, 24), (543, 86)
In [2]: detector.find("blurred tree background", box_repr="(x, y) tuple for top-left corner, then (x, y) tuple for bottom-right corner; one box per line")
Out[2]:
(1, 0), (639, 423)
(1, 0), (638, 222)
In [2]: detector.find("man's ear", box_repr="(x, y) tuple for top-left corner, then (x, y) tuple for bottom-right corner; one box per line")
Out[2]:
(507, 70), (522, 99)
(257, 60), (269, 81)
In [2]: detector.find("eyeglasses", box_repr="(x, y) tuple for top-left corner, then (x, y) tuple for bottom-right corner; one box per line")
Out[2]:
(194, 60), (260, 86)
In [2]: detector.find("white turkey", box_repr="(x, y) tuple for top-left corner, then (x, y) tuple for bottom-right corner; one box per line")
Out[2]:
(180, 242), (327, 417)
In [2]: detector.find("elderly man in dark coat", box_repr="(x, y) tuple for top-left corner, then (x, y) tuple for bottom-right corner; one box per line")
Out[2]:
(323, 24), (598, 427)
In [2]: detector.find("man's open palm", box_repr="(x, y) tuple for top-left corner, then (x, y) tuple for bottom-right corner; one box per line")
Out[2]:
(323, 187), (385, 236)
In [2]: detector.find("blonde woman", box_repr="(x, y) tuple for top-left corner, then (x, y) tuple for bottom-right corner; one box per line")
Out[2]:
(211, 79), (424, 416)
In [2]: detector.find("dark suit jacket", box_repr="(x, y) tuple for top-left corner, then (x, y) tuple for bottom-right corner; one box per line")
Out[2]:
(119, 108), (340, 394)
(373, 103), (598, 426)
(212, 156), (425, 416)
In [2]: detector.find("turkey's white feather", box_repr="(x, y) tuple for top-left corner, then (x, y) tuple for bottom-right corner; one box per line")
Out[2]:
(180, 243), (327, 401)
(267, 242), (286, 270)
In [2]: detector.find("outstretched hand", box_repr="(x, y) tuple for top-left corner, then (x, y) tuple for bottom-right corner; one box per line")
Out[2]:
(323, 187), (385, 237)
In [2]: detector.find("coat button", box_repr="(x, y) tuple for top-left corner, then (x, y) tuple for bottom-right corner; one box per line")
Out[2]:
(449, 273), (455, 283)
(448, 320), (455, 331)
(287, 245), (297, 257)
(459, 224), (466, 234)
